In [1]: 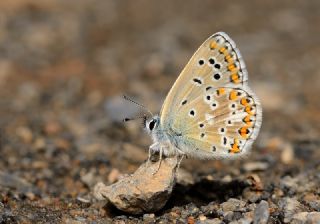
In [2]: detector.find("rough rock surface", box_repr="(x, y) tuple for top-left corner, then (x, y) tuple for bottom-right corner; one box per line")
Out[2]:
(93, 157), (179, 214)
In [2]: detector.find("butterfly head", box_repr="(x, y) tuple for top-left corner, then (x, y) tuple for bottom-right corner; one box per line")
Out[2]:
(145, 115), (160, 133)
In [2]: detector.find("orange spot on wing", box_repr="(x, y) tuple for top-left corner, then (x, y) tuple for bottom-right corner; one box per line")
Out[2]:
(239, 127), (250, 138)
(243, 115), (253, 125)
(231, 73), (240, 83)
(245, 106), (254, 115)
(230, 139), (240, 153)
(229, 90), (238, 100)
(217, 88), (225, 96)
(241, 98), (249, 106)
(219, 47), (226, 54)
(227, 57), (234, 63)
(210, 41), (217, 49)
(228, 64), (236, 72)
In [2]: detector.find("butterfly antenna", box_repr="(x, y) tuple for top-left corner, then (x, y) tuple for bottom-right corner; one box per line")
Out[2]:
(123, 113), (147, 124)
(123, 95), (153, 117)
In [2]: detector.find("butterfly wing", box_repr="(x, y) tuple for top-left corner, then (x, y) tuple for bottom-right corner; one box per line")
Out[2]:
(160, 32), (262, 158)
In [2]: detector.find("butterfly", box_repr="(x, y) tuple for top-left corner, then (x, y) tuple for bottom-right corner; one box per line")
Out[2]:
(143, 32), (262, 163)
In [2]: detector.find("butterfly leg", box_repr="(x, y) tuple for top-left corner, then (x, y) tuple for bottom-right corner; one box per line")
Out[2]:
(148, 142), (160, 162)
(152, 145), (164, 175)
(177, 153), (186, 170)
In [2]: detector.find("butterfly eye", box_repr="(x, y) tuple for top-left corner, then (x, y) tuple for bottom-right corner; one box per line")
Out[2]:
(149, 120), (156, 131)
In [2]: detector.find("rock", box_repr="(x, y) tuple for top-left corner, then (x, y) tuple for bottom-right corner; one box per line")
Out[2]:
(291, 212), (308, 224)
(243, 162), (268, 172)
(292, 212), (320, 224)
(223, 211), (235, 222)
(247, 174), (264, 191)
(280, 176), (298, 194)
(306, 212), (320, 224)
(202, 218), (223, 224)
(93, 157), (179, 214)
(281, 143), (294, 164)
(221, 198), (246, 212)
(236, 217), (253, 224)
(253, 200), (269, 224)
(108, 168), (121, 183)
(279, 198), (304, 223)
(0, 171), (36, 193)
(15, 126), (33, 143)
(143, 213), (155, 222)
(199, 214), (207, 221)
(243, 188), (262, 203)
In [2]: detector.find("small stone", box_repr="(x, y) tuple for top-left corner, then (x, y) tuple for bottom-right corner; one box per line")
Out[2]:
(243, 188), (262, 203)
(291, 212), (308, 223)
(253, 200), (269, 224)
(25, 192), (36, 200)
(44, 121), (62, 135)
(247, 174), (264, 191)
(33, 138), (46, 151)
(279, 198), (304, 223)
(143, 213), (155, 222)
(81, 170), (96, 188)
(187, 216), (195, 224)
(221, 198), (246, 212)
(237, 217), (253, 224)
(307, 212), (320, 223)
(16, 126), (33, 143)
(93, 157), (179, 214)
(223, 211), (234, 222)
(202, 218), (223, 224)
(281, 143), (294, 164)
(199, 214), (207, 221)
(108, 168), (121, 183)
(243, 162), (268, 172)
(280, 176), (298, 194)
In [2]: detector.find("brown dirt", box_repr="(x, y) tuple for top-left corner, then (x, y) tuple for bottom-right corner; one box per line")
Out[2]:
(0, 1), (319, 223)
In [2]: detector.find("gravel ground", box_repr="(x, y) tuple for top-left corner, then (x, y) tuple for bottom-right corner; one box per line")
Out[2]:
(0, 1), (319, 223)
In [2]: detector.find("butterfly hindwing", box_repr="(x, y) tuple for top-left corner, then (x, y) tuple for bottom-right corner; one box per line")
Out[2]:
(160, 32), (262, 158)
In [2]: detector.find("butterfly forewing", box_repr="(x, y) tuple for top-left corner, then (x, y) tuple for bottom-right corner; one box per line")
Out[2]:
(160, 32), (262, 158)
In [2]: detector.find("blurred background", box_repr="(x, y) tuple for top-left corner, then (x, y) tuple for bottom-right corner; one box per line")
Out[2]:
(0, 0), (319, 222)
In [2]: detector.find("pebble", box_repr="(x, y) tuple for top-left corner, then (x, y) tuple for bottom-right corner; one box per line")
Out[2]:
(306, 212), (320, 223)
(291, 212), (320, 224)
(221, 198), (246, 212)
(143, 213), (155, 222)
(281, 143), (294, 164)
(15, 126), (33, 143)
(205, 218), (223, 224)
(247, 174), (263, 191)
(243, 162), (269, 172)
(243, 188), (262, 203)
(108, 168), (121, 183)
(93, 157), (179, 214)
(199, 214), (207, 221)
(279, 198), (304, 223)
(253, 200), (269, 224)
(291, 212), (308, 223)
